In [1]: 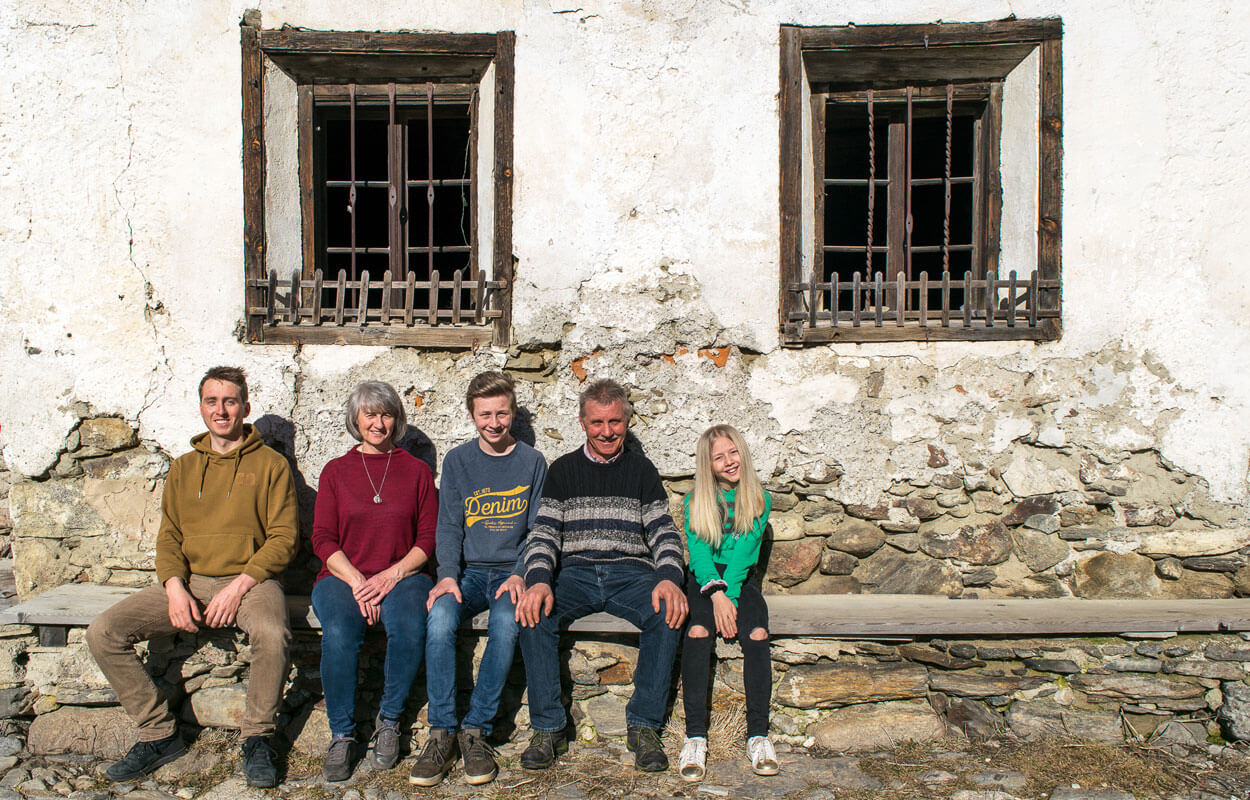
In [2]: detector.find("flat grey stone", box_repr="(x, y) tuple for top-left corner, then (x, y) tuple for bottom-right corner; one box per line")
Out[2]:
(971, 770), (1028, 791)
(1048, 789), (1134, 800)
(951, 791), (1019, 800)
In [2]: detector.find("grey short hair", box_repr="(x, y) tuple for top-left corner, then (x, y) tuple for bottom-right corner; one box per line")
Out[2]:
(578, 378), (633, 421)
(344, 381), (408, 442)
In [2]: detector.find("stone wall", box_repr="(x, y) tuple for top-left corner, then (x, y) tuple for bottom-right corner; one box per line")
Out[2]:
(756, 448), (1250, 601)
(15, 626), (1250, 758)
(10, 414), (1250, 604)
(8, 417), (164, 600)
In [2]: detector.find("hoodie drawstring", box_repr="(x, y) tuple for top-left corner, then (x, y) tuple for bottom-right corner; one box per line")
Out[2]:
(228, 456), (240, 499)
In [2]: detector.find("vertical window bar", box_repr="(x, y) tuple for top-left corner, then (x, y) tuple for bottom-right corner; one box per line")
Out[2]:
(387, 83), (401, 282)
(865, 88), (875, 277)
(904, 85), (913, 288)
(469, 87), (483, 324)
(348, 84), (357, 281)
(943, 82), (953, 275)
(426, 82), (436, 281)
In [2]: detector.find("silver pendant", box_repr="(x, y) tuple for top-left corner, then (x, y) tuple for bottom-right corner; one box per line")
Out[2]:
(373, 495), (381, 504)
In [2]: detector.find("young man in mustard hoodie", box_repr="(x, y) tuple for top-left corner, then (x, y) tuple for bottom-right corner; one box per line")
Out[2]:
(87, 366), (298, 787)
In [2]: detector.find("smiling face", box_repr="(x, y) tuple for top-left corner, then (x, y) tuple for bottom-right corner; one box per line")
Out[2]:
(580, 399), (628, 461)
(355, 408), (396, 454)
(709, 435), (743, 489)
(471, 393), (516, 454)
(199, 379), (250, 449)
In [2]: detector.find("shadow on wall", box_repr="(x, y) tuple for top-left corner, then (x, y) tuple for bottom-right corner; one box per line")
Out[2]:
(513, 407), (537, 448)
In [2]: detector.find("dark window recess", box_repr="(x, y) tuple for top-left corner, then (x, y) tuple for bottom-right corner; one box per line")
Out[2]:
(822, 87), (983, 315)
(315, 86), (478, 319)
(779, 20), (1063, 343)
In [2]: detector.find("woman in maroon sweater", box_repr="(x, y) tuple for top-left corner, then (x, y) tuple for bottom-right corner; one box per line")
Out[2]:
(311, 381), (437, 782)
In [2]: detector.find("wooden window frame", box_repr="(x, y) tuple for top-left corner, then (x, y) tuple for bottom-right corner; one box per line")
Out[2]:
(779, 19), (1063, 344)
(241, 17), (515, 348)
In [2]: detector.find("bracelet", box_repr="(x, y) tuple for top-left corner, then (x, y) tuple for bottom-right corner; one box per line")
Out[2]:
(700, 579), (728, 597)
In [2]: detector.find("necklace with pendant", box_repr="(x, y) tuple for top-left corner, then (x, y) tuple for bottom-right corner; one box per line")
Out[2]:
(361, 447), (394, 504)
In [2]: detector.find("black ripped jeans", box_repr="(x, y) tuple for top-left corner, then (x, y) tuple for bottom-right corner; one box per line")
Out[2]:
(681, 565), (771, 739)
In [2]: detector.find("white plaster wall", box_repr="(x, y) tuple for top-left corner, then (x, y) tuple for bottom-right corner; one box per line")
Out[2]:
(1, 0), (1249, 505)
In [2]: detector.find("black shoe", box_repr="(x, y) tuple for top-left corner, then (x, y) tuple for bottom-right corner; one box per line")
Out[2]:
(627, 726), (668, 772)
(322, 735), (357, 783)
(242, 735), (278, 788)
(370, 716), (402, 770)
(520, 730), (568, 771)
(105, 734), (187, 782)
(408, 729), (458, 787)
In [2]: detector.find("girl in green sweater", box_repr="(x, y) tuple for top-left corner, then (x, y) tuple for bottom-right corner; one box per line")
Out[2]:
(679, 425), (776, 781)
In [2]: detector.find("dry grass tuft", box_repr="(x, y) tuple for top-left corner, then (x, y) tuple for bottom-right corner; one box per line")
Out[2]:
(987, 738), (1191, 797)
(848, 735), (1210, 800)
(664, 691), (749, 761)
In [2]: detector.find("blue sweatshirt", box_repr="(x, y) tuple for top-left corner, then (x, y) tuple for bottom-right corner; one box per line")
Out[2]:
(435, 439), (548, 582)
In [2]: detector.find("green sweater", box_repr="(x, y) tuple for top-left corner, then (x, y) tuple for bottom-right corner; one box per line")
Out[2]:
(684, 488), (771, 605)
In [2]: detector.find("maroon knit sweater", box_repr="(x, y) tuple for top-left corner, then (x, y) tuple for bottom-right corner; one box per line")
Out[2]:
(312, 447), (438, 583)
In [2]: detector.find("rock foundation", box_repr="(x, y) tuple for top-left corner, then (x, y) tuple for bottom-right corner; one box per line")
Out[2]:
(6, 417), (1250, 756)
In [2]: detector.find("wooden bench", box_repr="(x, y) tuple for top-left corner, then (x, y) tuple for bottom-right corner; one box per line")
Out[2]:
(5, 583), (1250, 646)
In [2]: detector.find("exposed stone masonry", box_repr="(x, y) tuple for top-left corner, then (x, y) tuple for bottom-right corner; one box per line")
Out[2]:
(6, 416), (1250, 759)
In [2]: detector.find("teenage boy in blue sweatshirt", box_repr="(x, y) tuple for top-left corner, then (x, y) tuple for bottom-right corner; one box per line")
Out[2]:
(412, 371), (547, 787)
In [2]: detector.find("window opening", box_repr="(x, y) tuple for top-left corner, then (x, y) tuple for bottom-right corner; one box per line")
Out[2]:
(315, 84), (477, 321)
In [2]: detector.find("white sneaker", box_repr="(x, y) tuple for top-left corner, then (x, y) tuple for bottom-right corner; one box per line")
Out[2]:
(747, 735), (778, 776)
(678, 736), (707, 782)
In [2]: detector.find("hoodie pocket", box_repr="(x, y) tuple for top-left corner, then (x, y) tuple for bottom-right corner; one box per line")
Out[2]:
(181, 531), (258, 575)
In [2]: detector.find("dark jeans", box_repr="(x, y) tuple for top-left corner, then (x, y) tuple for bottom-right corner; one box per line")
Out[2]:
(518, 564), (682, 732)
(682, 568), (771, 739)
(425, 566), (519, 733)
(311, 573), (433, 738)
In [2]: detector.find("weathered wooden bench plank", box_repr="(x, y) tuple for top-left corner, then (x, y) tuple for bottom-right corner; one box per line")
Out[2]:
(4, 584), (1249, 637)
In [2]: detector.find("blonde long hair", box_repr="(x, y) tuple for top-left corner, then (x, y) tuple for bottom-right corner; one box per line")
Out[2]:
(688, 425), (766, 549)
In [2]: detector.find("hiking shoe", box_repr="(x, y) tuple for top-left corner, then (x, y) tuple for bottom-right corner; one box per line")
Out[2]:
(678, 736), (707, 782)
(322, 735), (357, 783)
(242, 735), (278, 788)
(626, 726), (668, 772)
(371, 716), (402, 770)
(408, 729), (458, 787)
(747, 735), (779, 776)
(105, 733), (187, 781)
(519, 730), (568, 770)
(459, 727), (498, 785)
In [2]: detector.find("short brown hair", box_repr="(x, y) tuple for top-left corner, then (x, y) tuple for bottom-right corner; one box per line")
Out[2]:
(344, 381), (408, 442)
(199, 366), (248, 403)
(578, 378), (632, 420)
(466, 371), (517, 413)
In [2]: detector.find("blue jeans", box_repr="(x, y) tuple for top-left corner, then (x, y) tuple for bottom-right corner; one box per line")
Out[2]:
(425, 567), (519, 733)
(518, 564), (682, 732)
(311, 573), (433, 738)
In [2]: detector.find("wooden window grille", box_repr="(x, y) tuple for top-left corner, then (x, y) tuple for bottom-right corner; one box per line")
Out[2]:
(241, 20), (515, 347)
(779, 20), (1063, 343)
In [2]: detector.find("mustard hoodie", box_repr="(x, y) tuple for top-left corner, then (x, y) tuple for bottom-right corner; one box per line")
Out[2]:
(155, 424), (299, 585)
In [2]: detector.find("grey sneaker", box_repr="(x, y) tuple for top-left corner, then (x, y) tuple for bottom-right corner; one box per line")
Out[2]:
(322, 735), (357, 783)
(458, 727), (498, 786)
(371, 716), (402, 770)
(408, 729), (458, 787)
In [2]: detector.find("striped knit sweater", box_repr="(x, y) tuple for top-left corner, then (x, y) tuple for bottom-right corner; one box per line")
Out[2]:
(523, 448), (685, 588)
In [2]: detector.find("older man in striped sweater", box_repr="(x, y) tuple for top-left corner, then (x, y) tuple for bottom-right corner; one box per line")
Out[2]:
(515, 378), (688, 773)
